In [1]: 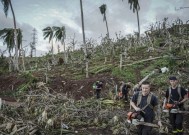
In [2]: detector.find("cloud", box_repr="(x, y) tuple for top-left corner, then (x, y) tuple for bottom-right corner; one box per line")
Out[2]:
(0, 11), (47, 56)
(1, 0), (188, 56)
(0, 12), (14, 28)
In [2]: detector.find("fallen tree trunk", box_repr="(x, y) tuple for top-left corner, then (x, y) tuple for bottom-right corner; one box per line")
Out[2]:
(0, 98), (23, 108)
(138, 70), (155, 85)
(132, 69), (156, 89)
(126, 56), (168, 66)
(3, 100), (23, 107)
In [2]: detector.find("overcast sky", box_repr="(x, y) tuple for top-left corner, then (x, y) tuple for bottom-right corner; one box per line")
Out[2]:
(0, 0), (188, 56)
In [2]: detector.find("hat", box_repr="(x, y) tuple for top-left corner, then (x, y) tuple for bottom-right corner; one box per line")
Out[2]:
(169, 76), (177, 80)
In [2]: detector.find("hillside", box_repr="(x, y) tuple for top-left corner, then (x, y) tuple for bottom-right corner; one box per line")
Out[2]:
(0, 24), (189, 135)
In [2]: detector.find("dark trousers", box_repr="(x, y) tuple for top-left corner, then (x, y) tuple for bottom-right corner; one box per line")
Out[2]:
(137, 115), (154, 135)
(137, 125), (152, 135)
(169, 113), (183, 135)
(96, 89), (101, 99)
(122, 92), (128, 101)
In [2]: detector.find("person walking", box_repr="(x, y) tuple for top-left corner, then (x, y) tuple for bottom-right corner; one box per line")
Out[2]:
(163, 76), (188, 135)
(93, 81), (103, 99)
(130, 81), (162, 135)
(120, 81), (131, 102)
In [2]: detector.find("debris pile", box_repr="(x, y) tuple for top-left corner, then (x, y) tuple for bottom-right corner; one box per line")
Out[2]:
(0, 82), (129, 135)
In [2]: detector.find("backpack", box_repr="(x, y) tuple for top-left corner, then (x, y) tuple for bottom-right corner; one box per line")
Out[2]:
(168, 84), (182, 102)
(92, 83), (97, 90)
(92, 81), (100, 90)
(136, 91), (154, 110)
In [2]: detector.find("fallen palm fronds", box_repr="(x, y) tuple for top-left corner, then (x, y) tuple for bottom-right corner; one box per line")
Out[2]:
(1, 80), (185, 134)
(1, 99), (23, 108)
(0, 82), (129, 135)
(89, 64), (113, 74)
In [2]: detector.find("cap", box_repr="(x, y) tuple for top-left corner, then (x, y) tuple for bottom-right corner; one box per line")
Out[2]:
(169, 76), (177, 80)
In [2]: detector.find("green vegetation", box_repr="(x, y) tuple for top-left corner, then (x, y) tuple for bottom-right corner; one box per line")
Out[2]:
(112, 67), (136, 82)
(0, 17), (188, 101)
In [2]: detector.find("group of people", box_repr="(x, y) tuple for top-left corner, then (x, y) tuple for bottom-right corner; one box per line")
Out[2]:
(93, 76), (188, 135)
(92, 80), (132, 100)
(131, 76), (188, 135)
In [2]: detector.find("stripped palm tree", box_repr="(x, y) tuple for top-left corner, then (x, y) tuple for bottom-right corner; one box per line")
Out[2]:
(1, 0), (19, 71)
(99, 4), (110, 39)
(80, 0), (89, 78)
(53, 26), (67, 63)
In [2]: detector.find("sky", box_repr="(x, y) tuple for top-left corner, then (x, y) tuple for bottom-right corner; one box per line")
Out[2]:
(0, 0), (188, 56)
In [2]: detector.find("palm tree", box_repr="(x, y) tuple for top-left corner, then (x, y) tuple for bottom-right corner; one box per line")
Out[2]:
(53, 26), (67, 63)
(99, 4), (115, 61)
(127, 0), (140, 41)
(99, 4), (110, 39)
(1, 0), (19, 71)
(42, 26), (54, 54)
(0, 28), (14, 54)
(0, 28), (22, 54)
(0, 28), (22, 71)
(80, 0), (88, 78)
(42, 26), (56, 66)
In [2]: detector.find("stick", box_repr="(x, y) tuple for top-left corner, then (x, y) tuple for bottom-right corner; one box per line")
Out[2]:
(163, 110), (189, 113)
(136, 121), (159, 128)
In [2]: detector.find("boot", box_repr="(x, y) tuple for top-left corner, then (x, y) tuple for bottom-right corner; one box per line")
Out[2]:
(177, 129), (183, 135)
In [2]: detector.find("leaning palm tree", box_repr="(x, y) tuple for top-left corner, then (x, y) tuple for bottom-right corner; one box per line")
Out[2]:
(127, 0), (140, 41)
(1, 0), (19, 71)
(99, 4), (110, 39)
(53, 26), (67, 63)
